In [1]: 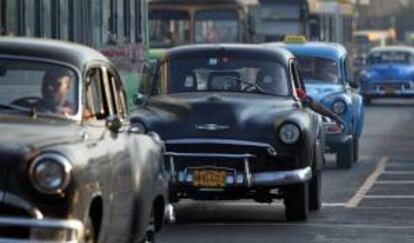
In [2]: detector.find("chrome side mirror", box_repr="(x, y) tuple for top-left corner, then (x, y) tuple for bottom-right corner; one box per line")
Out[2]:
(106, 115), (123, 132)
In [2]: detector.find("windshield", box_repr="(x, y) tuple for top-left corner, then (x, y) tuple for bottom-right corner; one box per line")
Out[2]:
(367, 51), (414, 64)
(296, 56), (340, 84)
(149, 10), (191, 48)
(160, 57), (290, 96)
(195, 10), (239, 44)
(0, 58), (78, 117)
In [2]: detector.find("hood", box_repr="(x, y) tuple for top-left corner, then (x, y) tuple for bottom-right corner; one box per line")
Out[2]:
(305, 83), (344, 102)
(363, 63), (414, 81)
(0, 119), (83, 153)
(132, 93), (302, 144)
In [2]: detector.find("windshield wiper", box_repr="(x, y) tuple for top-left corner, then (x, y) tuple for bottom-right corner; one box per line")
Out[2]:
(222, 76), (272, 95)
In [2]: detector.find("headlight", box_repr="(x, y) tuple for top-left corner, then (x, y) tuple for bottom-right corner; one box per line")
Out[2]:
(332, 100), (347, 114)
(279, 123), (301, 144)
(29, 153), (72, 194)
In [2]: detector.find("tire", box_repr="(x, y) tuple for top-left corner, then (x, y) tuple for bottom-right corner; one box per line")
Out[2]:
(284, 182), (309, 221)
(140, 209), (156, 243)
(83, 215), (96, 243)
(309, 169), (322, 211)
(336, 140), (354, 169)
(353, 137), (359, 163)
(364, 97), (372, 106)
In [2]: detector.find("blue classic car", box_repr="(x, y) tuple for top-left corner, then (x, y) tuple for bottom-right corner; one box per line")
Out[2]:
(266, 40), (364, 169)
(359, 46), (414, 104)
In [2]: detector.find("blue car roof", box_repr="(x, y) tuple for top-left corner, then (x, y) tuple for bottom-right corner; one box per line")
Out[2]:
(264, 42), (347, 60)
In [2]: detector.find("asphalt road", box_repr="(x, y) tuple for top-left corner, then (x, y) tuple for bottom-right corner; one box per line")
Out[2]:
(159, 99), (414, 243)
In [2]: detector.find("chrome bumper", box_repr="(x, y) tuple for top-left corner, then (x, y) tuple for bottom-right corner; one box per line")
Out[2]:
(166, 152), (312, 188)
(0, 217), (83, 243)
(0, 191), (83, 242)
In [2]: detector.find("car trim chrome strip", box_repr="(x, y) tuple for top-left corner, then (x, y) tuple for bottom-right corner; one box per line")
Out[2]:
(165, 152), (256, 159)
(165, 138), (277, 156)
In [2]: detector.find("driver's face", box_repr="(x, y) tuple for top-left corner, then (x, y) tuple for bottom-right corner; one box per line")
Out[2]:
(50, 75), (72, 105)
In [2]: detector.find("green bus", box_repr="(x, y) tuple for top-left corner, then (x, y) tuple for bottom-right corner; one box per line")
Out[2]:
(0, 0), (150, 109)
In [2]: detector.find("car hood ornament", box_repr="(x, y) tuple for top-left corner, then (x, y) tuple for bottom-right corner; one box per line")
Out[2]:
(195, 123), (231, 131)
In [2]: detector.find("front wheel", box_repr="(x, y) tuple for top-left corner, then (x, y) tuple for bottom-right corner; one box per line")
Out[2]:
(284, 182), (309, 221)
(336, 140), (354, 169)
(353, 137), (359, 163)
(140, 209), (156, 243)
(309, 169), (322, 211)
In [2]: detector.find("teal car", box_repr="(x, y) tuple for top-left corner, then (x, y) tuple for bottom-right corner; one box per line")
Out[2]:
(265, 41), (364, 169)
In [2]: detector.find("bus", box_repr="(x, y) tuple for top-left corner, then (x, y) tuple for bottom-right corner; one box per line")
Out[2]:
(148, 0), (263, 48)
(0, 0), (149, 109)
(259, 0), (354, 51)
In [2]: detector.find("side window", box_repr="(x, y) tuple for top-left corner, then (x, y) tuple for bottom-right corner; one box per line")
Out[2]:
(86, 67), (112, 120)
(344, 56), (353, 83)
(106, 68), (127, 117)
(291, 61), (304, 91)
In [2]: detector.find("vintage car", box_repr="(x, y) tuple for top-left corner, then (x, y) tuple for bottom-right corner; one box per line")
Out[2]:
(132, 44), (325, 221)
(0, 38), (169, 243)
(359, 46), (414, 104)
(266, 39), (365, 169)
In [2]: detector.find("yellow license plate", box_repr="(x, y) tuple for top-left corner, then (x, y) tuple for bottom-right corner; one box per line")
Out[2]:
(192, 170), (227, 188)
(384, 87), (396, 95)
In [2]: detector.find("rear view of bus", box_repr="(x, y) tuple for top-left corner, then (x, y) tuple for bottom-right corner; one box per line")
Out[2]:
(148, 0), (263, 48)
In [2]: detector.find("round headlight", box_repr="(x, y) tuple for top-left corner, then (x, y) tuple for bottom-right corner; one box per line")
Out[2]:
(332, 100), (347, 114)
(29, 153), (72, 194)
(279, 123), (301, 144)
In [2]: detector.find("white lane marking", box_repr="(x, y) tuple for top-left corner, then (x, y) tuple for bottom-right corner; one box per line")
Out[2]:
(210, 202), (346, 207)
(376, 181), (414, 184)
(364, 195), (414, 199)
(346, 157), (389, 208)
(192, 222), (414, 230)
(383, 171), (414, 175)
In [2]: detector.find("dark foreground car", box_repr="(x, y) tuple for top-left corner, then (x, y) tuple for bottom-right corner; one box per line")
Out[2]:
(0, 38), (169, 243)
(132, 45), (325, 221)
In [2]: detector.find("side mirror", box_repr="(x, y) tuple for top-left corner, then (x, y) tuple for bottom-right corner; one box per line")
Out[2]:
(134, 92), (148, 106)
(349, 80), (360, 89)
(106, 115), (123, 132)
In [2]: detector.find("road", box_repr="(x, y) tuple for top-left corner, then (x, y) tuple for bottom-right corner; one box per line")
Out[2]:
(159, 99), (414, 243)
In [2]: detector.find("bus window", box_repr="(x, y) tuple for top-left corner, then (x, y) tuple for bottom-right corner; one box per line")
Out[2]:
(5, 0), (18, 36)
(195, 10), (239, 44)
(149, 10), (190, 48)
(135, 0), (142, 42)
(42, 0), (52, 38)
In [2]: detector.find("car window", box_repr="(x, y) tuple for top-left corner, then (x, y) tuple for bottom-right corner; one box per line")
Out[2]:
(105, 67), (127, 118)
(0, 58), (78, 117)
(367, 51), (414, 64)
(159, 57), (290, 96)
(85, 67), (112, 120)
(296, 56), (340, 84)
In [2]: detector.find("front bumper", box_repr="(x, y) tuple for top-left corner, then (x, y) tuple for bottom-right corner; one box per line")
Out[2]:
(361, 84), (414, 98)
(0, 191), (83, 242)
(166, 152), (312, 190)
(0, 217), (83, 243)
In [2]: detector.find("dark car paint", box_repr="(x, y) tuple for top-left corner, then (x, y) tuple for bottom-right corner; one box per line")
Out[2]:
(132, 44), (324, 200)
(0, 38), (168, 242)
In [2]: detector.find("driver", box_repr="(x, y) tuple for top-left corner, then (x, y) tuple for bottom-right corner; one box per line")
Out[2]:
(256, 67), (288, 95)
(40, 69), (75, 115)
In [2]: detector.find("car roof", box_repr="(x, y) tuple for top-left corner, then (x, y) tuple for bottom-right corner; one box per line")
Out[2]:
(0, 37), (109, 69)
(163, 44), (294, 66)
(265, 42), (347, 60)
(370, 45), (414, 54)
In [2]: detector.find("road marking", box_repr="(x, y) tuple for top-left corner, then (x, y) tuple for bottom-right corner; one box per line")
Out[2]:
(210, 202), (346, 207)
(376, 181), (414, 184)
(364, 195), (414, 199)
(193, 222), (414, 230)
(383, 171), (414, 175)
(346, 156), (389, 208)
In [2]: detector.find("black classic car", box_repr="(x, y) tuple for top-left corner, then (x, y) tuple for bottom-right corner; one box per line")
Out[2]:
(0, 38), (169, 243)
(133, 45), (325, 221)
